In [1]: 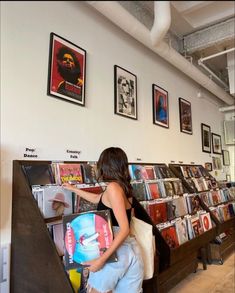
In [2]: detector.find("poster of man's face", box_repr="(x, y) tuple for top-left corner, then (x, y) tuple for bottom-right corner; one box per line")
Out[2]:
(48, 33), (86, 106)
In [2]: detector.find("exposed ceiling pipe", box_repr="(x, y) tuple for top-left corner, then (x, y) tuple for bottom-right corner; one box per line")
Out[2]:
(198, 60), (229, 90)
(219, 105), (235, 112)
(198, 48), (235, 91)
(86, 1), (234, 105)
(199, 47), (235, 62)
(150, 1), (171, 47)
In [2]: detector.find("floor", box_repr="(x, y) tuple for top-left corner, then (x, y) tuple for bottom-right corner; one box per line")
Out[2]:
(169, 252), (235, 293)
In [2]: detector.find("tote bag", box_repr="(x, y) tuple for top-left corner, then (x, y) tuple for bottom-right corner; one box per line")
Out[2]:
(130, 216), (155, 280)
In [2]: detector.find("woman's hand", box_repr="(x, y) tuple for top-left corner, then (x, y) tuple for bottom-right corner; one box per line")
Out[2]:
(82, 258), (105, 273)
(62, 183), (76, 192)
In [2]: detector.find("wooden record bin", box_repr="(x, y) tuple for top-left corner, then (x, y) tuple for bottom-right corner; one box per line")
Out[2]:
(169, 163), (235, 264)
(157, 225), (216, 293)
(11, 160), (158, 293)
(128, 162), (217, 292)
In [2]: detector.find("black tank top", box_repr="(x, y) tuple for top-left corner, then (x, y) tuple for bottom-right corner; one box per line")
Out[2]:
(97, 193), (132, 227)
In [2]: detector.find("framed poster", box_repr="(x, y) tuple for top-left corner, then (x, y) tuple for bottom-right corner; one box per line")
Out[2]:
(201, 123), (211, 153)
(205, 162), (212, 172)
(47, 32), (86, 106)
(114, 65), (137, 120)
(212, 133), (222, 154)
(212, 157), (222, 170)
(152, 84), (169, 128)
(179, 98), (192, 134)
(222, 150), (230, 166)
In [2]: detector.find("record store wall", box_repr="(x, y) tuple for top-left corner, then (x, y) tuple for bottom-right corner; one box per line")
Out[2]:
(0, 2), (228, 244)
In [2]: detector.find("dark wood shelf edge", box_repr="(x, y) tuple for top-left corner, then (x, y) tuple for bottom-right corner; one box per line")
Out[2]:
(11, 160), (74, 293)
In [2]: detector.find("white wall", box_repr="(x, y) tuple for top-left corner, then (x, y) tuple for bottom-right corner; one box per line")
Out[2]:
(224, 111), (235, 181)
(0, 1), (228, 245)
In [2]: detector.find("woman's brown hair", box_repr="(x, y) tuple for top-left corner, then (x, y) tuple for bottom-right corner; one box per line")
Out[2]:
(97, 147), (132, 198)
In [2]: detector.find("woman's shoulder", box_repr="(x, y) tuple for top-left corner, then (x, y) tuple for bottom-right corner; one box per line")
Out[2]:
(105, 182), (124, 197)
(106, 181), (122, 191)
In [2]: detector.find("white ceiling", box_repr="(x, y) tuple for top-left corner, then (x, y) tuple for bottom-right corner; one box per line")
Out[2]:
(119, 1), (235, 97)
(171, 1), (234, 34)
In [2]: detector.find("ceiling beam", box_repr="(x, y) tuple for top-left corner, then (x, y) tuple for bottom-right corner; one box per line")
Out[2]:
(183, 18), (235, 53)
(171, 1), (213, 15)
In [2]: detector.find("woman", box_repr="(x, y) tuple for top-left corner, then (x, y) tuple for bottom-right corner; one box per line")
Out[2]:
(63, 147), (144, 293)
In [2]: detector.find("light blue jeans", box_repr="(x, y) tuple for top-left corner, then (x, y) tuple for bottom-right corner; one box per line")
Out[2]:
(88, 227), (144, 293)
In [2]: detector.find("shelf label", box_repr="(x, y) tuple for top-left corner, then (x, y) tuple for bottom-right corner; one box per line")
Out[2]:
(65, 149), (81, 160)
(22, 147), (39, 159)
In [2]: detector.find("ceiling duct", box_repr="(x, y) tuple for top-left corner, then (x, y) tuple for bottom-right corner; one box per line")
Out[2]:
(86, 1), (234, 106)
(227, 50), (235, 96)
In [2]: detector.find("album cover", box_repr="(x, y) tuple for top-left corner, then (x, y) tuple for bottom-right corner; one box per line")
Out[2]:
(172, 180), (184, 195)
(190, 166), (202, 177)
(199, 212), (212, 232)
(132, 181), (148, 201)
(191, 215), (203, 237)
(164, 181), (174, 197)
(161, 225), (179, 248)
(42, 185), (73, 219)
(191, 178), (201, 192)
(32, 185), (44, 214)
(149, 201), (168, 224)
(186, 194), (201, 214)
(63, 210), (117, 270)
(199, 192), (212, 207)
(228, 203), (235, 217)
(180, 166), (190, 178)
(185, 178), (197, 192)
(218, 205), (231, 221)
(52, 222), (64, 256)
(198, 166), (208, 177)
(74, 185), (103, 213)
(211, 190), (220, 205)
(185, 215), (194, 240)
(221, 189), (229, 202)
(158, 180), (167, 197)
(144, 165), (156, 180)
(22, 164), (55, 186)
(209, 207), (222, 222)
(166, 200), (176, 221)
(206, 180), (213, 190)
(158, 166), (172, 178)
(129, 165), (148, 180)
(145, 181), (161, 200)
(172, 197), (188, 217)
(153, 166), (162, 179)
(210, 178), (219, 189)
(81, 163), (97, 184)
(56, 163), (83, 185)
(175, 218), (188, 245)
(197, 177), (208, 191)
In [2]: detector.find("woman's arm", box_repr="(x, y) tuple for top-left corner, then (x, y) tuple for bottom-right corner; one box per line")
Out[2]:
(83, 182), (130, 272)
(62, 183), (101, 204)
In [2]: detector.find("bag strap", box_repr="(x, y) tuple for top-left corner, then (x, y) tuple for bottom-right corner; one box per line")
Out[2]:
(127, 197), (135, 217)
